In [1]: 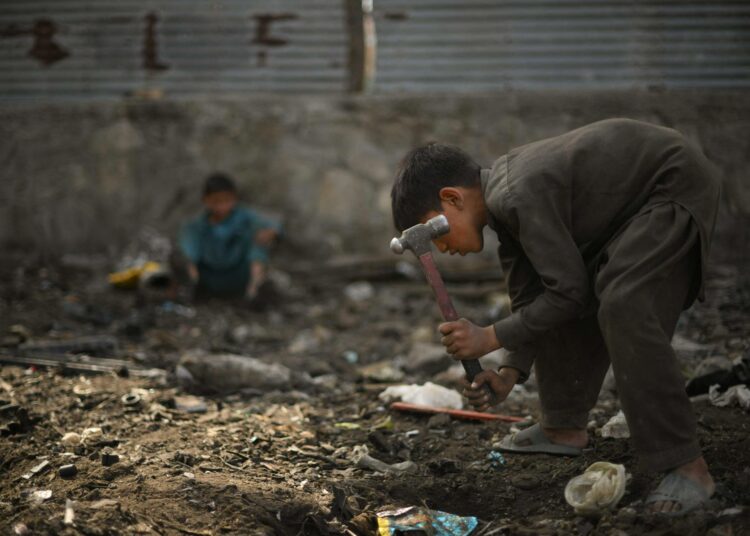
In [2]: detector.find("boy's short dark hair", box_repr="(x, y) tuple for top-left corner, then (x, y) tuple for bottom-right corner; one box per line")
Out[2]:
(391, 143), (481, 231)
(203, 172), (237, 197)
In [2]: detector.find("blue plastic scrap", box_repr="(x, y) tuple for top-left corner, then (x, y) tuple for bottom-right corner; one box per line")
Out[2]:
(376, 506), (478, 536)
(487, 450), (506, 468)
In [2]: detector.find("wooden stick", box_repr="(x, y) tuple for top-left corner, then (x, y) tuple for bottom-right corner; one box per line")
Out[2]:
(390, 402), (525, 423)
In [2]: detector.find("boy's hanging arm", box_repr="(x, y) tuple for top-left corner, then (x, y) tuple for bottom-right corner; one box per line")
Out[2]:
(493, 186), (590, 351)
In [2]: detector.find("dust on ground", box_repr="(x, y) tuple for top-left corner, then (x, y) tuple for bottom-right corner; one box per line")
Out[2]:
(1, 258), (748, 536)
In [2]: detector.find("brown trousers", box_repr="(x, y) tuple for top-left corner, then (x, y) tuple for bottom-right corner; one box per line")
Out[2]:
(534, 203), (702, 472)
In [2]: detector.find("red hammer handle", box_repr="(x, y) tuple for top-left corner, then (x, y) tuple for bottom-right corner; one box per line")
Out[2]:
(417, 252), (489, 389)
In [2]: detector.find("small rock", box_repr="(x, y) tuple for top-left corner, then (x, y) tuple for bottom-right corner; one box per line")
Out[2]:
(402, 343), (452, 375)
(59, 464), (77, 478)
(13, 523), (29, 535)
(427, 413), (451, 429)
(101, 453), (119, 467)
(344, 281), (375, 302)
(30, 490), (52, 503)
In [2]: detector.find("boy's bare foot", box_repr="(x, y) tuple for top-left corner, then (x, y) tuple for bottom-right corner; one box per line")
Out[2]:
(542, 427), (589, 449)
(647, 457), (715, 514)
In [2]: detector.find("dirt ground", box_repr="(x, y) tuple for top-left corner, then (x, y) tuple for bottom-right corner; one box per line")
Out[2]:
(1, 257), (748, 536)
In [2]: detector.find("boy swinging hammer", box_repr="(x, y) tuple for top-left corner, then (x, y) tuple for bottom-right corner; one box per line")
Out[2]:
(390, 118), (720, 515)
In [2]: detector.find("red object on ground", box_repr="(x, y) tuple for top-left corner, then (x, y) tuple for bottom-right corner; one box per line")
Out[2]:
(390, 402), (525, 423)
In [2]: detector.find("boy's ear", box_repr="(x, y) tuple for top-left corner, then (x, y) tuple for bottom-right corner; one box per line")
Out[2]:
(438, 187), (464, 209)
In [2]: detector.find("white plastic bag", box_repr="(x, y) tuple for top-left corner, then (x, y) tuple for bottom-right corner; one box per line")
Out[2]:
(564, 462), (628, 515)
(600, 410), (630, 439)
(379, 382), (463, 409)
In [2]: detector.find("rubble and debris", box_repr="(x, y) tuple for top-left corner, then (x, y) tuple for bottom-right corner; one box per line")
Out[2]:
(61, 432), (81, 446)
(401, 342), (452, 375)
(178, 350), (291, 394)
(359, 361), (405, 383)
(29, 490), (52, 503)
(564, 462), (628, 515)
(487, 450), (507, 468)
(687, 354), (750, 396)
(709, 384), (750, 411)
(351, 445), (417, 474)
(376, 506), (478, 536)
(59, 464), (77, 478)
(22, 459), (50, 480)
(174, 395), (208, 413)
(64, 499), (75, 525)
(101, 453), (120, 466)
(19, 335), (119, 356)
(600, 410), (630, 439)
(344, 281), (375, 302)
(379, 382), (463, 409)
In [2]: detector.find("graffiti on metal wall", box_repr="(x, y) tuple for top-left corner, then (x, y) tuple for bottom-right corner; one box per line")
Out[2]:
(252, 13), (297, 67)
(2, 12), (298, 70)
(1, 19), (70, 66)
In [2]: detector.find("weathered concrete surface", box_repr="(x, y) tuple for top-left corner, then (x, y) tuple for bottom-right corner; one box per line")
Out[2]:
(1, 91), (748, 263)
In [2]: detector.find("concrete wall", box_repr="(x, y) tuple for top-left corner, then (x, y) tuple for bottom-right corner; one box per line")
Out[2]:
(1, 91), (749, 263)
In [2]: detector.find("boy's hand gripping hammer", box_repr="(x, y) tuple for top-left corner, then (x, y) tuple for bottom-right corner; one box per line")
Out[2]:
(390, 215), (495, 403)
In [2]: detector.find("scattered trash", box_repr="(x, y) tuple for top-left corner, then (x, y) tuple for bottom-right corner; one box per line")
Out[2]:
(30, 490), (52, 503)
(19, 335), (119, 356)
(335, 422), (361, 430)
(178, 350), (291, 394)
(359, 361), (405, 383)
(121, 393), (141, 407)
(61, 432), (82, 446)
(13, 523), (29, 535)
(687, 354), (750, 396)
(564, 462), (628, 515)
(379, 382), (463, 410)
(401, 342), (452, 375)
(159, 301), (196, 318)
(81, 427), (103, 443)
(376, 506), (478, 536)
(174, 395), (208, 414)
(487, 450), (506, 468)
(22, 459), (50, 479)
(101, 453), (120, 466)
(427, 413), (452, 429)
(709, 384), (750, 411)
(342, 350), (359, 364)
(0, 403), (35, 435)
(600, 410), (630, 439)
(59, 464), (77, 478)
(351, 445), (417, 474)
(183, 472), (196, 480)
(390, 401), (524, 423)
(64, 499), (75, 525)
(344, 281), (375, 302)
(109, 261), (167, 289)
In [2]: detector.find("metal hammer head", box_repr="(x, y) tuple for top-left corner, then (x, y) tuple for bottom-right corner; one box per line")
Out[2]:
(390, 214), (450, 256)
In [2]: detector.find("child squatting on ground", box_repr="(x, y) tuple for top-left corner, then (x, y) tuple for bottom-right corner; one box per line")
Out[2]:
(177, 173), (281, 301)
(390, 118), (720, 516)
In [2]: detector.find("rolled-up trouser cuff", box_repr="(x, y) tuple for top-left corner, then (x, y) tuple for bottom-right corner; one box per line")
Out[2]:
(639, 440), (702, 473)
(540, 409), (589, 430)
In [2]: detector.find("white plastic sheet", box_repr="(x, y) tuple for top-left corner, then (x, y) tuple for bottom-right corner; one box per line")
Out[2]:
(564, 462), (628, 515)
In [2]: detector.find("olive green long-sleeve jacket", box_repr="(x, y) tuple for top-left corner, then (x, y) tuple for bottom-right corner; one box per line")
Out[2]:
(483, 118), (720, 377)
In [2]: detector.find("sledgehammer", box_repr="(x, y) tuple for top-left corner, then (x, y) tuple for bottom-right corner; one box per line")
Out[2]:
(390, 215), (494, 401)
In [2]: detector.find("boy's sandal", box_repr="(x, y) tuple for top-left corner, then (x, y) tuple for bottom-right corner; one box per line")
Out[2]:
(495, 423), (583, 456)
(644, 471), (712, 517)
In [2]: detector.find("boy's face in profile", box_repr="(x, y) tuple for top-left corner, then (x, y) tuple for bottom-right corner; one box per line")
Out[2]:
(420, 187), (485, 256)
(203, 190), (237, 222)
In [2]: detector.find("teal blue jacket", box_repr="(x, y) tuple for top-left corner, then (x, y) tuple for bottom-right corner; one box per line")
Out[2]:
(179, 205), (280, 295)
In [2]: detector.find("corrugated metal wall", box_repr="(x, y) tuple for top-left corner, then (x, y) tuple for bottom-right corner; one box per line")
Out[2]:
(0, 0), (348, 101)
(2, 1), (749, 101)
(373, 0), (750, 91)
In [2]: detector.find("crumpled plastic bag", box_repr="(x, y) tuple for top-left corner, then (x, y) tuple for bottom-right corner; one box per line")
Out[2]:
(376, 506), (477, 536)
(379, 382), (463, 409)
(709, 384), (750, 411)
(564, 462), (628, 515)
(600, 410), (630, 439)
